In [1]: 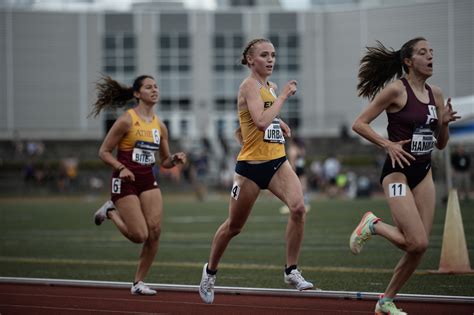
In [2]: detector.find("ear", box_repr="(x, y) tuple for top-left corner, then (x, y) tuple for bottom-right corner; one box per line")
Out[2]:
(246, 55), (254, 66)
(133, 90), (140, 99)
(403, 57), (412, 68)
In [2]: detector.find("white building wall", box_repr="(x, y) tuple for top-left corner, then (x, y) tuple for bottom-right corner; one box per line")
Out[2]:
(0, 0), (472, 141)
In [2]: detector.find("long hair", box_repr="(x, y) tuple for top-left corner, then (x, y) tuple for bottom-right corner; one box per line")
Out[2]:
(89, 74), (154, 117)
(241, 38), (271, 66)
(357, 37), (426, 99)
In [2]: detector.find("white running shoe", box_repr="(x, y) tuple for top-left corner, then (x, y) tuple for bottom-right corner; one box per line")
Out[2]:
(199, 263), (216, 304)
(284, 269), (314, 291)
(94, 200), (114, 226)
(130, 281), (157, 295)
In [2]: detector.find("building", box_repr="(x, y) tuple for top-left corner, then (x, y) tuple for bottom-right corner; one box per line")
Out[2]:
(0, 0), (472, 147)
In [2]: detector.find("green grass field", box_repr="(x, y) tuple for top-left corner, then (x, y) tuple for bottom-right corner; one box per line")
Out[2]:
(0, 193), (473, 296)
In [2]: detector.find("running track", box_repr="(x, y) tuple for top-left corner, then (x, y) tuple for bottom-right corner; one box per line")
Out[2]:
(0, 278), (473, 314)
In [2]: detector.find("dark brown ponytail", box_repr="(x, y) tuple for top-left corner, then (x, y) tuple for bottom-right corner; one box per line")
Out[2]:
(357, 37), (426, 99)
(90, 74), (154, 117)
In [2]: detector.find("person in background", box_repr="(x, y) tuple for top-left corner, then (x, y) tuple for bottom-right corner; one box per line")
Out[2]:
(451, 144), (471, 201)
(199, 38), (314, 304)
(90, 74), (186, 295)
(280, 136), (310, 213)
(350, 37), (459, 315)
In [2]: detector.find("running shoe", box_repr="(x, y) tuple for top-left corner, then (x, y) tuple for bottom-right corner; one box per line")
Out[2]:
(375, 300), (407, 315)
(199, 263), (216, 304)
(349, 211), (380, 255)
(130, 281), (157, 295)
(93, 200), (114, 226)
(284, 269), (314, 290)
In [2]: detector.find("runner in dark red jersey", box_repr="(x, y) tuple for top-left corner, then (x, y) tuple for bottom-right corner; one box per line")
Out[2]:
(349, 37), (460, 315)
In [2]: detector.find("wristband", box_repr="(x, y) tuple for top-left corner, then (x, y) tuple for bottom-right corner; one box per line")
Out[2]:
(117, 165), (125, 172)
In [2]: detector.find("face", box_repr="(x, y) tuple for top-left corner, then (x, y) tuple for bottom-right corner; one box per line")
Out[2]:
(407, 40), (433, 78)
(248, 42), (276, 76)
(135, 78), (159, 105)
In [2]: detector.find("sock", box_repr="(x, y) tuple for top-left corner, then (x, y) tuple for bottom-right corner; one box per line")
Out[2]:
(206, 265), (217, 275)
(285, 264), (297, 275)
(369, 218), (381, 235)
(133, 281), (139, 286)
(105, 207), (115, 218)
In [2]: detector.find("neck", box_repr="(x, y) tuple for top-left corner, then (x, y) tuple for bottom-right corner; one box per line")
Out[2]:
(406, 74), (427, 92)
(135, 103), (155, 117)
(251, 73), (268, 86)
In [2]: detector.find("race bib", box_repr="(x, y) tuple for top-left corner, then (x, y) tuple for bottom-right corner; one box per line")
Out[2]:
(132, 148), (156, 165)
(411, 126), (435, 156)
(264, 118), (285, 144)
(132, 140), (159, 165)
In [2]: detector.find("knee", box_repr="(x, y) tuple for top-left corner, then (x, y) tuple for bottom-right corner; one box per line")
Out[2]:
(406, 237), (429, 255)
(128, 230), (149, 244)
(288, 200), (306, 221)
(226, 222), (243, 238)
(148, 225), (161, 241)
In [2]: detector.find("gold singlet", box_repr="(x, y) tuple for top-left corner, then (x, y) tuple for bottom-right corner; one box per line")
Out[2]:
(237, 82), (286, 161)
(117, 108), (161, 168)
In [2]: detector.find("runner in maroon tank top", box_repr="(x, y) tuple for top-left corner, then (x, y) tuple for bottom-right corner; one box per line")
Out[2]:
(349, 38), (460, 314)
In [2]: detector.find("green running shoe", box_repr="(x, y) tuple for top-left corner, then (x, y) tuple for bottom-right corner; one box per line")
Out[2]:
(375, 300), (407, 315)
(349, 211), (380, 255)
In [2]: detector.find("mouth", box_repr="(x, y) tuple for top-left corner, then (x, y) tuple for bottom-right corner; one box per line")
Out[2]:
(266, 65), (273, 70)
(427, 63), (433, 69)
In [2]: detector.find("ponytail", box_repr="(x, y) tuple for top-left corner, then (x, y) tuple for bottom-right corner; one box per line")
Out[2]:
(90, 74), (134, 117)
(357, 41), (403, 99)
(357, 37), (426, 99)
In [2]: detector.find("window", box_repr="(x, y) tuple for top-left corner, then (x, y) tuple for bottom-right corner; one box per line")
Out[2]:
(103, 33), (136, 80)
(157, 33), (191, 73)
(213, 33), (244, 72)
(268, 33), (300, 72)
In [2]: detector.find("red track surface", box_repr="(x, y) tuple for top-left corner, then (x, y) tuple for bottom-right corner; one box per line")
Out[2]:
(0, 283), (473, 315)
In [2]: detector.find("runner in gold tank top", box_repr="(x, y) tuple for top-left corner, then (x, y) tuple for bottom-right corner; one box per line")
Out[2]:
(90, 74), (186, 296)
(199, 38), (315, 304)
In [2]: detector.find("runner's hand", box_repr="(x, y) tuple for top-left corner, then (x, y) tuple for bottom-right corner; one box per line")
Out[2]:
(385, 139), (415, 169)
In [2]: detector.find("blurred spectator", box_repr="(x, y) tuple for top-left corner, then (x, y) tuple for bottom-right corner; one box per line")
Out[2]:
(309, 159), (323, 192)
(26, 140), (45, 157)
(187, 138), (211, 201)
(58, 157), (79, 192)
(451, 144), (471, 201)
(280, 136), (310, 213)
(339, 122), (350, 141)
(12, 130), (24, 158)
(323, 154), (341, 197)
(356, 175), (372, 198)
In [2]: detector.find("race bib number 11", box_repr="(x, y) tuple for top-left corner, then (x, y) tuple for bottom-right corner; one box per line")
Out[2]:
(389, 183), (406, 198)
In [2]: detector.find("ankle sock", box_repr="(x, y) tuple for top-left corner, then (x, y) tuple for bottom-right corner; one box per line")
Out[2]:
(206, 265), (217, 275)
(285, 264), (297, 275)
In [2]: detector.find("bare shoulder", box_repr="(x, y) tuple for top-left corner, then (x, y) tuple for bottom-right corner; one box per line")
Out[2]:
(385, 80), (405, 97)
(372, 80), (405, 110)
(240, 77), (255, 90)
(429, 84), (444, 100)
